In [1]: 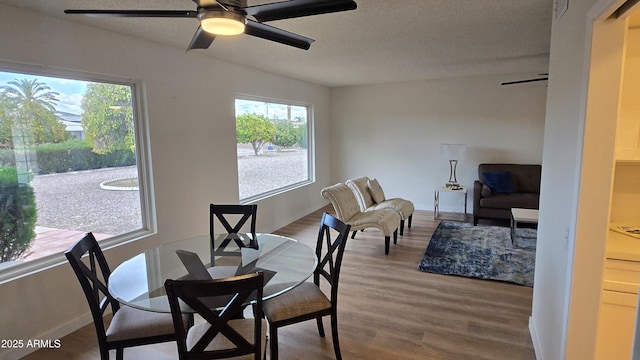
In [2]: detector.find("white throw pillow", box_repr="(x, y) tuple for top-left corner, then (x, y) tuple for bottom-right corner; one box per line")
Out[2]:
(368, 178), (386, 203)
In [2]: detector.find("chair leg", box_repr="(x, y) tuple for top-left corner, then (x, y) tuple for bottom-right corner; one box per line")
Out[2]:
(400, 219), (405, 236)
(330, 312), (342, 360)
(384, 236), (390, 255)
(270, 325), (279, 360)
(393, 229), (398, 244)
(408, 214), (413, 228)
(115, 348), (124, 360)
(99, 347), (109, 360)
(263, 341), (268, 360)
(316, 316), (326, 337)
(351, 230), (357, 239)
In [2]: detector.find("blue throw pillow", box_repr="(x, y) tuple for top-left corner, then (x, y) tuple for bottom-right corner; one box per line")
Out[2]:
(482, 171), (516, 194)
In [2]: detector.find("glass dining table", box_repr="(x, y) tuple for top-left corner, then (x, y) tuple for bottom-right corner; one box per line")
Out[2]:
(108, 233), (317, 313)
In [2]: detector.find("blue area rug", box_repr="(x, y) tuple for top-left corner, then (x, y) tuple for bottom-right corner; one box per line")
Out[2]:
(418, 221), (537, 287)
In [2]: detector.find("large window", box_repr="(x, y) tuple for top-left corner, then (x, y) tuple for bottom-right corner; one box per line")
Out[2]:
(0, 66), (152, 277)
(235, 97), (313, 201)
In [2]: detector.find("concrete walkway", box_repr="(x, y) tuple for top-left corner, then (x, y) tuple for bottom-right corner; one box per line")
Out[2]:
(17, 166), (140, 262)
(22, 227), (110, 261)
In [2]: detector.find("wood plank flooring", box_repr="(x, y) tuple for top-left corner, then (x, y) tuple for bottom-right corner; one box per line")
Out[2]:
(22, 206), (535, 360)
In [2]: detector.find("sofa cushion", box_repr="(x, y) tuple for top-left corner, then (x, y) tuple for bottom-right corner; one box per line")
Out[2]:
(368, 178), (386, 203)
(479, 193), (539, 210)
(481, 184), (492, 197)
(478, 164), (541, 194)
(482, 171), (516, 194)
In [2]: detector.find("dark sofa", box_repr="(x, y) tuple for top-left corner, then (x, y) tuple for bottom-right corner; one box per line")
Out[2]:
(473, 163), (541, 225)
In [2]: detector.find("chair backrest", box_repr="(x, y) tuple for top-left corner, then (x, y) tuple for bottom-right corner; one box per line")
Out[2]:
(210, 204), (258, 260)
(210, 204), (257, 237)
(314, 212), (351, 304)
(320, 183), (361, 222)
(345, 176), (374, 210)
(164, 272), (264, 360)
(65, 232), (119, 346)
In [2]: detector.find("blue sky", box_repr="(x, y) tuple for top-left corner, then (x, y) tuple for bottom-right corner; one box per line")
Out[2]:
(235, 99), (307, 122)
(0, 70), (309, 120)
(0, 71), (87, 115)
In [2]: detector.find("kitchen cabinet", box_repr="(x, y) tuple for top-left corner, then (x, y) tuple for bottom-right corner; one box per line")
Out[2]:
(596, 288), (637, 359)
(596, 232), (640, 359)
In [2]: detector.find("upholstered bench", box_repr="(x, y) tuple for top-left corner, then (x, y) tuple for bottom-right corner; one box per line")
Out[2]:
(321, 183), (401, 255)
(345, 176), (415, 236)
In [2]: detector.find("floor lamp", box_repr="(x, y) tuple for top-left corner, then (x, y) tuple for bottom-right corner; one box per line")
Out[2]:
(441, 144), (466, 189)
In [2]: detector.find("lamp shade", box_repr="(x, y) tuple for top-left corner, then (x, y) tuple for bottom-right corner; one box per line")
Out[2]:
(441, 144), (466, 160)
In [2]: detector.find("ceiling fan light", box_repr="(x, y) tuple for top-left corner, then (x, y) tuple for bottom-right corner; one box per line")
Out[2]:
(201, 11), (245, 36)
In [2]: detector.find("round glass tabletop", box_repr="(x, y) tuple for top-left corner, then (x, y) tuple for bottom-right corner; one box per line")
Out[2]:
(108, 233), (317, 312)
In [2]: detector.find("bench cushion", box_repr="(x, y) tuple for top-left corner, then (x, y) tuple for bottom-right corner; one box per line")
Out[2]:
(367, 198), (414, 220)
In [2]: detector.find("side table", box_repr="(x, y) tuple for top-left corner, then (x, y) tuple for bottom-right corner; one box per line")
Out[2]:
(510, 208), (539, 247)
(434, 186), (468, 221)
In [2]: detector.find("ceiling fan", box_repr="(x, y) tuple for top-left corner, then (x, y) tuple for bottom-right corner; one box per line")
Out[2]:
(64, 0), (358, 51)
(501, 73), (549, 86)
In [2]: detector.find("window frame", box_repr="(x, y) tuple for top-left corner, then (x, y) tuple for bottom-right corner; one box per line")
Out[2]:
(0, 61), (156, 283)
(235, 94), (315, 204)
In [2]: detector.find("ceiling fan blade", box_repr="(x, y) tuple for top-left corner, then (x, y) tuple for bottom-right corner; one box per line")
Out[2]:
(64, 9), (198, 18)
(187, 26), (216, 50)
(245, 20), (314, 50)
(501, 77), (549, 86)
(192, 0), (224, 10)
(193, 0), (215, 6)
(243, 0), (357, 22)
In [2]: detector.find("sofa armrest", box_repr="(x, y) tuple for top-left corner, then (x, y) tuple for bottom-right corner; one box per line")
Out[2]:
(473, 180), (483, 214)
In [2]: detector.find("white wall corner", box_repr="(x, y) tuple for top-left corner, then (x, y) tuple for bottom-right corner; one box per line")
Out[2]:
(529, 315), (545, 360)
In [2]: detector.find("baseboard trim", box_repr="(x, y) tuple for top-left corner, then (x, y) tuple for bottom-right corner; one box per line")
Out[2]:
(0, 312), (92, 360)
(268, 203), (331, 233)
(529, 315), (544, 360)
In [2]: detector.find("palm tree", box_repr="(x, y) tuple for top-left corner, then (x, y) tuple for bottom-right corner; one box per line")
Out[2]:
(0, 78), (68, 145)
(0, 78), (60, 111)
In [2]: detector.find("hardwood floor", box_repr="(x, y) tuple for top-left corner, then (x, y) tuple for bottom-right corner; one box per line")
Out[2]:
(22, 206), (535, 360)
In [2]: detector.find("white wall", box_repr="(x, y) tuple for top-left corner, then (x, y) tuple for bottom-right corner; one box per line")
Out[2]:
(329, 76), (547, 212)
(530, 0), (621, 359)
(0, 4), (332, 359)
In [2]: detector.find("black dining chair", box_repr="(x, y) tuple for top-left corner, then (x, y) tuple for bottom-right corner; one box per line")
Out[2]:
(210, 204), (258, 259)
(65, 232), (183, 360)
(262, 212), (351, 360)
(164, 272), (267, 360)
(210, 204), (257, 237)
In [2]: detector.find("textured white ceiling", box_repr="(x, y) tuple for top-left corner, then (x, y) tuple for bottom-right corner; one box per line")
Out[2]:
(0, 0), (553, 87)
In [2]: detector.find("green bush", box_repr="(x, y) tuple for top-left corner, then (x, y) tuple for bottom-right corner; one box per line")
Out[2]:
(35, 140), (135, 174)
(0, 166), (36, 262)
(0, 140), (136, 175)
(0, 148), (16, 167)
